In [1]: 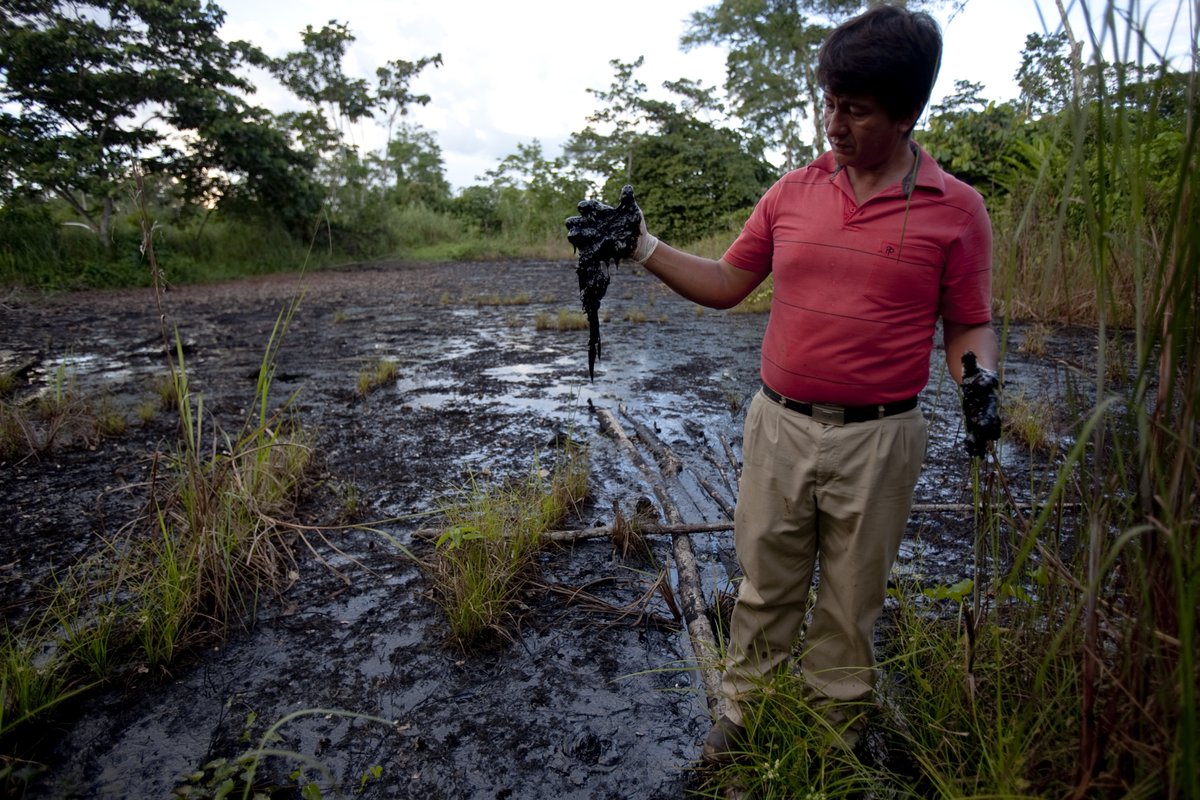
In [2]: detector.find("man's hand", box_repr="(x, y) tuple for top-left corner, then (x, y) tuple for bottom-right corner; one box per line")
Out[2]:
(961, 351), (1000, 457)
(630, 205), (658, 265)
(565, 184), (642, 265)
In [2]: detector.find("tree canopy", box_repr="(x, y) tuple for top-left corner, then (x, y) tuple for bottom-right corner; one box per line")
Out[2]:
(1, 0), (1193, 286)
(0, 0), (265, 239)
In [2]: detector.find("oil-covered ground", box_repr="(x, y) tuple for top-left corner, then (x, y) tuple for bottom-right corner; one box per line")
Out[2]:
(0, 260), (1092, 798)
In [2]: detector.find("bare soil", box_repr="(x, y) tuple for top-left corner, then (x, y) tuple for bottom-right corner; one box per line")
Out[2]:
(0, 260), (1090, 798)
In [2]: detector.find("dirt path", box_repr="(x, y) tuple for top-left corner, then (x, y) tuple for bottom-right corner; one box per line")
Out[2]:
(0, 260), (1083, 798)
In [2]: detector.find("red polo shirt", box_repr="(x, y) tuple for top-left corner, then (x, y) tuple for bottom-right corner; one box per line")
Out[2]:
(723, 143), (992, 405)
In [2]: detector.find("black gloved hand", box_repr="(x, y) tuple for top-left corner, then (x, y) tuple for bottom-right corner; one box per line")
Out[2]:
(564, 184), (643, 266)
(961, 351), (1000, 458)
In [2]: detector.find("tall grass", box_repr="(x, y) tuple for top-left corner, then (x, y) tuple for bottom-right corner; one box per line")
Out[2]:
(700, 2), (1198, 797)
(900, 1), (1198, 795)
(0, 204), (332, 290)
(0, 178), (317, 742)
(426, 438), (589, 646)
(0, 321), (313, 738)
(0, 194), (577, 291)
(1019, 3), (1197, 795)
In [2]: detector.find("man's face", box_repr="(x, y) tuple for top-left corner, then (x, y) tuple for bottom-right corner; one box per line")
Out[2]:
(822, 92), (915, 170)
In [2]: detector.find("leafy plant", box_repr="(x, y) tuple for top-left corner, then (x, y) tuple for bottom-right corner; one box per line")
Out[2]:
(174, 709), (391, 800)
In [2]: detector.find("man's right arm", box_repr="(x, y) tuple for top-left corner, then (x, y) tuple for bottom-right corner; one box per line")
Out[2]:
(640, 241), (766, 310)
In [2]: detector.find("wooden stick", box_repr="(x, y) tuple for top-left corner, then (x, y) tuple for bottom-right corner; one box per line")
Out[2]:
(693, 472), (735, 519)
(618, 404), (681, 475)
(410, 520), (733, 542)
(596, 405), (728, 717)
(702, 448), (736, 497)
(719, 433), (740, 480)
(410, 501), (1079, 542)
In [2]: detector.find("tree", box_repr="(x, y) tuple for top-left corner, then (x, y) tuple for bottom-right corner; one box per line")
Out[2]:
(622, 99), (774, 245)
(919, 79), (1025, 193)
(481, 140), (591, 239)
(371, 122), (451, 208)
(564, 57), (651, 181)
(268, 19), (442, 242)
(376, 55), (443, 149)
(564, 58), (773, 244)
(1016, 32), (1075, 117)
(271, 21), (374, 141)
(0, 0), (264, 242)
(173, 101), (325, 235)
(682, 0), (829, 168)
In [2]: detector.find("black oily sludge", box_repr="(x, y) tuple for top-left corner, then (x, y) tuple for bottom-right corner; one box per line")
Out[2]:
(564, 184), (642, 380)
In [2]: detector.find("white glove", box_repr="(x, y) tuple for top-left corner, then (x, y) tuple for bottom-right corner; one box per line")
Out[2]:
(630, 210), (659, 265)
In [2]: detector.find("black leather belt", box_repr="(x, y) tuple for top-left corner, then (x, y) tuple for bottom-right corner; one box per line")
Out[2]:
(761, 384), (918, 425)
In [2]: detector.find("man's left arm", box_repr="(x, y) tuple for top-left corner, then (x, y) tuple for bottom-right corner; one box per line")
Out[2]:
(943, 320), (998, 381)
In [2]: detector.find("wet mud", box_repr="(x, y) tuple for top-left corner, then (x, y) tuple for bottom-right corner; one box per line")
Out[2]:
(0, 261), (1090, 798)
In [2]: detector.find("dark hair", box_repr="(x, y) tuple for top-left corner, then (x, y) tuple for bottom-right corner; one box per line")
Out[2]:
(816, 4), (942, 131)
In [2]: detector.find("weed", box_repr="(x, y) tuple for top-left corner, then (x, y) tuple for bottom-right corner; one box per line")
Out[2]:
(153, 372), (179, 409)
(473, 292), (529, 307)
(332, 480), (361, 521)
(1, 293), (314, 740)
(559, 309), (589, 330)
(534, 309), (588, 331)
(1003, 389), (1057, 452)
(0, 403), (30, 462)
(623, 308), (647, 324)
(175, 708), (392, 800)
(94, 396), (127, 437)
(355, 357), (399, 397)
(135, 398), (158, 425)
(731, 277), (773, 315)
(723, 389), (744, 415)
(427, 437), (588, 645)
(34, 363), (75, 422)
(694, 667), (874, 798)
(1017, 322), (1051, 356)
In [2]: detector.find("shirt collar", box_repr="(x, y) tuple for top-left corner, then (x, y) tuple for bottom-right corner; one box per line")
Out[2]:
(821, 140), (946, 198)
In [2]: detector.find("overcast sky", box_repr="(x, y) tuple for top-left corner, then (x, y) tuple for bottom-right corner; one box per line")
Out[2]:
(218, 0), (1194, 191)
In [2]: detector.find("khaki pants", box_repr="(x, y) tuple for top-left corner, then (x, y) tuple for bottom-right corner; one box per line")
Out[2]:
(722, 390), (927, 730)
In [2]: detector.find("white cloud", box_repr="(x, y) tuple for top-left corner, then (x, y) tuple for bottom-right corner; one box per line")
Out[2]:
(219, 0), (1191, 191)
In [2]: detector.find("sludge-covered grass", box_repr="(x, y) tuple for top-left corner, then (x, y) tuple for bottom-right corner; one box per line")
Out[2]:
(0, 305), (316, 751)
(424, 437), (589, 646)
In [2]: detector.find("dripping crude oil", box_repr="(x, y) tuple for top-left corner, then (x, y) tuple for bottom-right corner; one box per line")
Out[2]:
(564, 184), (642, 380)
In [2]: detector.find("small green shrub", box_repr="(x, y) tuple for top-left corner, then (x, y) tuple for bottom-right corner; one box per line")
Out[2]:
(428, 438), (588, 645)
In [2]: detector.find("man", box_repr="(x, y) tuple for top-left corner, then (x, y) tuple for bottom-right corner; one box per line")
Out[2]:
(625, 4), (1001, 762)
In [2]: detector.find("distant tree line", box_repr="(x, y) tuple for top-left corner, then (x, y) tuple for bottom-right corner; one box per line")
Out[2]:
(0, 0), (1191, 291)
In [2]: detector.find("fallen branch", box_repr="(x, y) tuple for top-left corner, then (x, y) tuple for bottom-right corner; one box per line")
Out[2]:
(595, 405), (728, 717)
(540, 576), (681, 631)
(410, 520), (731, 542)
(702, 448), (737, 497)
(619, 404), (682, 474)
(410, 501), (1077, 543)
(693, 472), (735, 519)
(719, 433), (741, 480)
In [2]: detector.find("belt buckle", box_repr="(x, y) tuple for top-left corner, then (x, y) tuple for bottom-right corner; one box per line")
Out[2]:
(810, 403), (845, 426)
